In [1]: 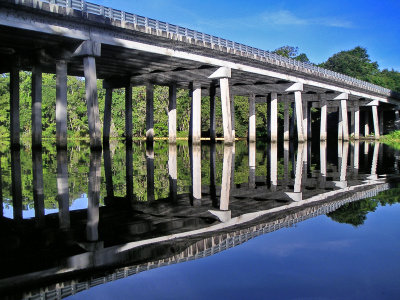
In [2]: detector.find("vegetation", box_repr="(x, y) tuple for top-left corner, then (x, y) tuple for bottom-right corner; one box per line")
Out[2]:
(380, 130), (400, 150)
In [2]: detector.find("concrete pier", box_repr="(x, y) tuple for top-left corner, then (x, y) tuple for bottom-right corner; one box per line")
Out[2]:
(10, 66), (20, 147)
(31, 65), (42, 148)
(270, 92), (278, 143)
(146, 84), (154, 143)
(209, 83), (216, 141)
(103, 88), (113, 142)
(219, 78), (233, 144)
(372, 106), (380, 139)
(103, 146), (114, 198)
(340, 98), (349, 141)
(354, 103), (360, 140)
(231, 93), (235, 140)
(283, 100), (290, 141)
(190, 82), (202, 144)
(294, 91), (305, 142)
(249, 94), (256, 143)
(364, 111), (370, 137)
(168, 84), (177, 143)
(320, 97), (327, 141)
(56, 61), (68, 148)
(302, 99), (308, 140)
(379, 111), (384, 135)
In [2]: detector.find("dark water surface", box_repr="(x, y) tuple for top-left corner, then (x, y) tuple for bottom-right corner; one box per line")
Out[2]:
(0, 139), (399, 299)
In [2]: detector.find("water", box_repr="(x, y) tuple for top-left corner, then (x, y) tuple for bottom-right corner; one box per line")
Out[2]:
(0, 139), (399, 299)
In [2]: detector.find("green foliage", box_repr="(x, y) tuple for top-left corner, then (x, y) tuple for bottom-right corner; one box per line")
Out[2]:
(273, 46), (310, 63)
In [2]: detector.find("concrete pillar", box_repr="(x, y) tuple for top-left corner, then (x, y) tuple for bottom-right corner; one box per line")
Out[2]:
(57, 149), (70, 229)
(249, 94), (256, 143)
(365, 110), (370, 137)
(32, 149), (45, 226)
(83, 56), (101, 149)
(302, 99), (308, 140)
(146, 143), (155, 202)
(395, 110), (400, 130)
(338, 106), (343, 140)
(125, 84), (132, 142)
(354, 103), (360, 140)
(270, 142), (278, 190)
(168, 83), (177, 143)
(210, 83), (216, 141)
(56, 61), (68, 148)
(10, 66), (20, 147)
(270, 92), (278, 143)
(372, 106), (380, 139)
(294, 91), (305, 142)
(220, 145), (233, 211)
(350, 108), (355, 137)
(126, 143), (133, 201)
(146, 84), (154, 143)
(103, 88), (112, 143)
(320, 98), (327, 141)
(11, 149), (22, 220)
(210, 143), (217, 207)
(284, 100), (290, 141)
(190, 144), (202, 204)
(231, 92), (235, 140)
(168, 143), (177, 202)
(190, 82), (202, 144)
(32, 65), (42, 148)
(103, 146), (114, 199)
(290, 102), (295, 138)
(340, 99), (349, 141)
(87, 151), (101, 242)
(379, 111), (384, 135)
(249, 142), (256, 189)
(220, 78), (233, 144)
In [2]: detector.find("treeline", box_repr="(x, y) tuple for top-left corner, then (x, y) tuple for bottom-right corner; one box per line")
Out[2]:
(0, 46), (398, 139)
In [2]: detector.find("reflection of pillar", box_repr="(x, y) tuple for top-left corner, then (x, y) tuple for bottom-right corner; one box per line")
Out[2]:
(320, 141), (327, 188)
(283, 100), (290, 141)
(354, 141), (359, 177)
(231, 144), (235, 189)
(302, 141), (308, 182)
(87, 151), (101, 242)
(32, 65), (42, 148)
(249, 94), (256, 143)
(249, 142), (256, 189)
(57, 149), (70, 229)
(294, 91), (305, 142)
(56, 60), (68, 149)
(369, 142), (380, 179)
(284, 141), (289, 186)
(395, 110), (400, 130)
(372, 106), (380, 139)
(32, 149), (45, 226)
(320, 97), (327, 141)
(10, 66), (20, 147)
(340, 142), (349, 182)
(11, 149), (22, 220)
(220, 146), (232, 211)
(270, 92), (278, 142)
(103, 146), (114, 198)
(285, 143), (304, 201)
(210, 143), (217, 207)
(210, 83), (216, 141)
(168, 83), (177, 143)
(168, 143), (177, 202)
(146, 84), (154, 143)
(126, 143), (133, 202)
(125, 84), (132, 142)
(190, 144), (202, 204)
(146, 143), (155, 202)
(270, 143), (278, 191)
(103, 88), (112, 143)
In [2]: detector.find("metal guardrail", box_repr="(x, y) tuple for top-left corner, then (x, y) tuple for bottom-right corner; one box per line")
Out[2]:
(14, 0), (397, 97)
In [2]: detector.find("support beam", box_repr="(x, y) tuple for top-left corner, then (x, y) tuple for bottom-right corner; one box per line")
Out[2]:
(320, 97), (327, 141)
(249, 94), (256, 143)
(32, 65), (42, 148)
(364, 111), (370, 137)
(210, 83), (216, 141)
(146, 84), (154, 143)
(302, 99), (308, 140)
(125, 84), (132, 141)
(83, 56), (101, 149)
(340, 99), (349, 141)
(338, 106), (343, 140)
(56, 60), (67, 149)
(354, 103), (360, 140)
(283, 100), (290, 141)
(220, 78), (233, 144)
(168, 83), (177, 143)
(10, 66), (20, 147)
(190, 82), (202, 144)
(294, 91), (305, 142)
(103, 88), (112, 143)
(270, 92), (278, 142)
(372, 105), (380, 140)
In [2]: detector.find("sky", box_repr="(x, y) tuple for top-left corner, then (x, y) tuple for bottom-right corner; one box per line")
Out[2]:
(95, 0), (400, 71)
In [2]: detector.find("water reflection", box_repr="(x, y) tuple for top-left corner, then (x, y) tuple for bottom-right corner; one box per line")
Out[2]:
(0, 138), (398, 299)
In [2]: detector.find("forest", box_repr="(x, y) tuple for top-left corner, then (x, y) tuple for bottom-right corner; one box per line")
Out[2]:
(0, 46), (399, 140)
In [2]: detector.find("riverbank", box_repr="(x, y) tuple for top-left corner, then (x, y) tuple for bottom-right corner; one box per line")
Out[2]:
(380, 130), (400, 150)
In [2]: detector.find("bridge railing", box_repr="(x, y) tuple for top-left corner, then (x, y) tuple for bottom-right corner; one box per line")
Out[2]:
(16, 0), (398, 98)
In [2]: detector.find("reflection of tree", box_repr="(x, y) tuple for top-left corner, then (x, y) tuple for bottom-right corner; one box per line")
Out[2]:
(327, 187), (400, 226)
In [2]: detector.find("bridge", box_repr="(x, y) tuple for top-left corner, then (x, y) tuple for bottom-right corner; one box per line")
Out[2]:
(1, 0), (400, 149)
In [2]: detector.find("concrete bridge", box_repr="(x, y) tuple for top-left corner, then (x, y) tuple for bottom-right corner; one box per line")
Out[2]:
(1, 0), (400, 148)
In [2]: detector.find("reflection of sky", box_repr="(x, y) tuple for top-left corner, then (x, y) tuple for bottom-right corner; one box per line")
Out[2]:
(68, 203), (400, 300)
(2, 194), (89, 219)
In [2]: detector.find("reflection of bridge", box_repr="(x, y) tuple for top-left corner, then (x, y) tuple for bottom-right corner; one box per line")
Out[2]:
(1, 0), (400, 149)
(20, 181), (391, 300)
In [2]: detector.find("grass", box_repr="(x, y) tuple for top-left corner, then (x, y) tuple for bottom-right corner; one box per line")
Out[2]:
(380, 130), (400, 150)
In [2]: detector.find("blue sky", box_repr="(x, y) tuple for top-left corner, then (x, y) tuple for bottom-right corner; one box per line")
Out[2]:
(96, 0), (400, 70)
